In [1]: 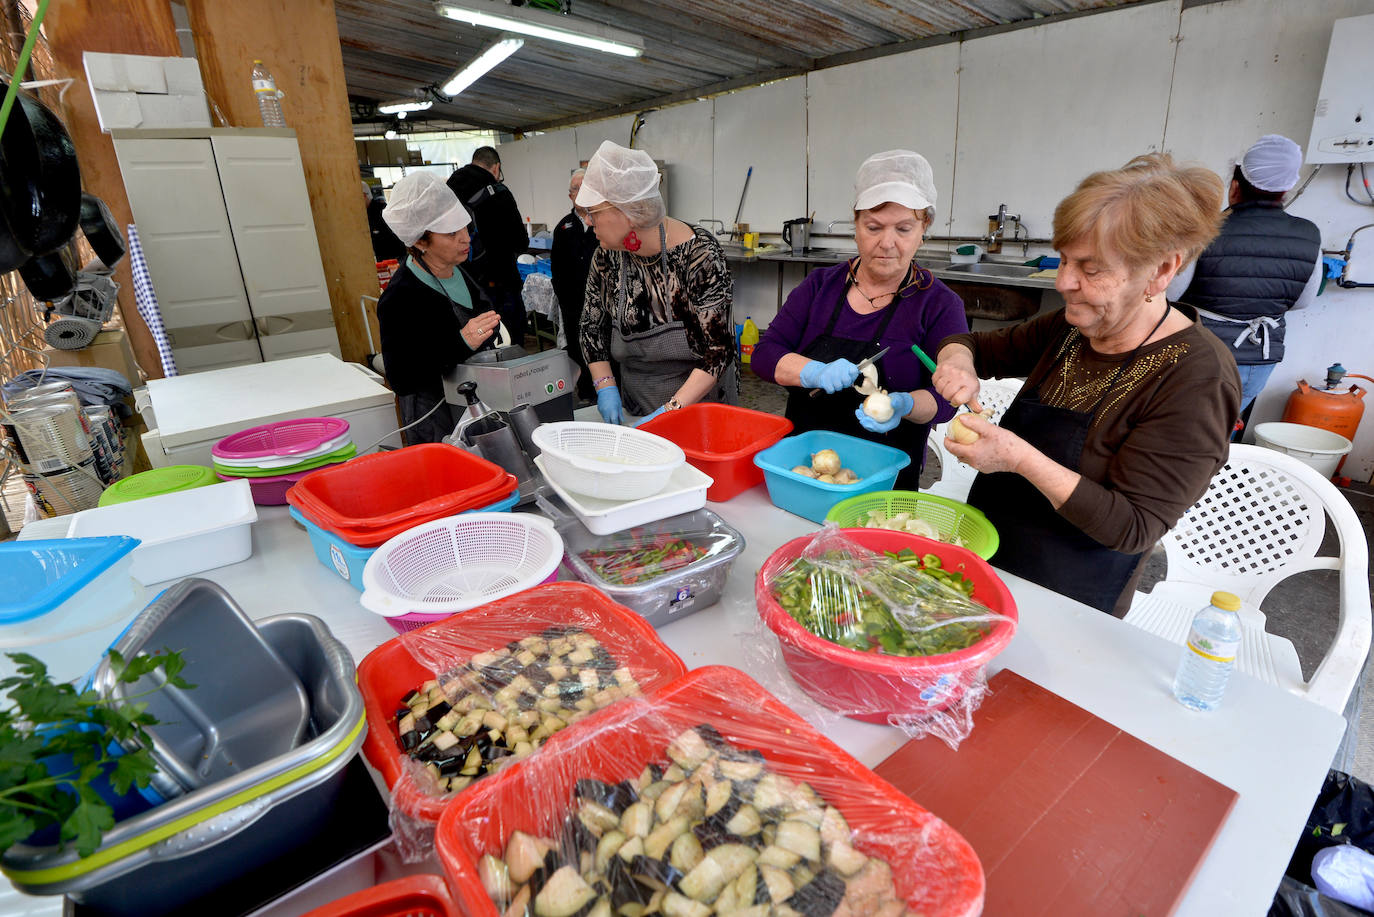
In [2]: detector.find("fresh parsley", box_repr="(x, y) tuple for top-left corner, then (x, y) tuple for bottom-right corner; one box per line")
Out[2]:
(0, 649), (192, 857)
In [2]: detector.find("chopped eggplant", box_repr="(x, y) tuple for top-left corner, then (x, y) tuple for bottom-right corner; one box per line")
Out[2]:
(629, 854), (684, 892)
(508, 830), (549, 884)
(479, 853), (512, 906)
(788, 871), (845, 917)
(534, 865), (596, 917)
(661, 892), (711, 917)
(775, 821), (821, 863)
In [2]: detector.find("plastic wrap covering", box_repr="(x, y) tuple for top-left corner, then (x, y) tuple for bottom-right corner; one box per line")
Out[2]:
(356, 583), (688, 859)
(435, 666), (985, 917)
(750, 525), (1017, 750)
(555, 507), (745, 627)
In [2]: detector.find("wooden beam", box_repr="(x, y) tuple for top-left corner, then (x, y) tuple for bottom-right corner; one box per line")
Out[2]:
(184, 0), (378, 365)
(44, 0), (183, 382)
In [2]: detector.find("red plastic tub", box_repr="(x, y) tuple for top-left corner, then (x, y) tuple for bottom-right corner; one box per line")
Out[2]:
(286, 444), (516, 547)
(356, 582), (688, 826)
(756, 529), (1017, 724)
(637, 403), (792, 501)
(435, 666), (985, 917)
(301, 874), (457, 917)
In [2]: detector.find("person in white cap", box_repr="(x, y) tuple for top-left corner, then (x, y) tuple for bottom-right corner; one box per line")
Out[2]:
(1167, 134), (1323, 427)
(577, 140), (738, 425)
(378, 171), (504, 444)
(933, 152), (1239, 617)
(751, 150), (969, 490)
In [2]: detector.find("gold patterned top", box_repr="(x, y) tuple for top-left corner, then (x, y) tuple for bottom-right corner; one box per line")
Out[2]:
(1039, 329), (1192, 422)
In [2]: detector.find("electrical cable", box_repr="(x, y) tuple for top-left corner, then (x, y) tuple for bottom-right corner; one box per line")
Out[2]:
(358, 397), (447, 454)
(1345, 165), (1374, 206)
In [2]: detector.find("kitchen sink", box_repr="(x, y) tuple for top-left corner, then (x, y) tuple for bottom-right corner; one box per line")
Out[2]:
(944, 262), (1040, 278)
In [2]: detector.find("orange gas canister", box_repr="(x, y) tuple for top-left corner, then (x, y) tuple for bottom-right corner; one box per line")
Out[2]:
(1282, 370), (1368, 475)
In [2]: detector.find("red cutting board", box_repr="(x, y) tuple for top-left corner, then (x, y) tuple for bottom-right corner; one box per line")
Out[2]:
(874, 669), (1238, 916)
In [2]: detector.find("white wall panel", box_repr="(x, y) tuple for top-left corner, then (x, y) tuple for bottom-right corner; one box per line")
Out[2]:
(634, 99), (715, 224)
(806, 44), (960, 234)
(713, 78), (807, 236)
(952, 1), (1178, 241)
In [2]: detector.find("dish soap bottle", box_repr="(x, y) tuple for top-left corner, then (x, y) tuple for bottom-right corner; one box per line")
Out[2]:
(740, 317), (759, 365)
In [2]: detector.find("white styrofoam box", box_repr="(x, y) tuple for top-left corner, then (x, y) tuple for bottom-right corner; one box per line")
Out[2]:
(162, 57), (204, 94)
(136, 91), (212, 129)
(67, 480), (258, 585)
(91, 89), (142, 132)
(83, 51), (168, 93)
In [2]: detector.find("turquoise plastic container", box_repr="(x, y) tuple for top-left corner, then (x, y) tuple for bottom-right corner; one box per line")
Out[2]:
(290, 492), (520, 590)
(752, 430), (911, 523)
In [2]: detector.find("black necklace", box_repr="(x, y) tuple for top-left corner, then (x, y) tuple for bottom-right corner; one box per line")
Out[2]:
(853, 276), (900, 308)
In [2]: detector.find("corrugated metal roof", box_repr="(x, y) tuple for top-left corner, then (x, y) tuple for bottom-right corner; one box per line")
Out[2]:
(339, 0), (1150, 133)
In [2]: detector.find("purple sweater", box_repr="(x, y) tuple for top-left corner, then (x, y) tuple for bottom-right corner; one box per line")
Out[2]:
(753, 262), (968, 426)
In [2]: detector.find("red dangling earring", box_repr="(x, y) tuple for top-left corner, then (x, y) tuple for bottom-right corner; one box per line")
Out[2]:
(623, 231), (641, 252)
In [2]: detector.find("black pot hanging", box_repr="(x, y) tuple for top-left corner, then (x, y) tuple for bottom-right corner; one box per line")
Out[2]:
(78, 193), (125, 268)
(0, 84), (82, 268)
(17, 242), (77, 301)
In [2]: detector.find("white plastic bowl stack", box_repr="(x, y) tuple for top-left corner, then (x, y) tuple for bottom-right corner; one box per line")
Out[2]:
(531, 422), (685, 501)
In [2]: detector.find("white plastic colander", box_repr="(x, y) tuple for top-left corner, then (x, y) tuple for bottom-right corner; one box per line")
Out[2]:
(358, 513), (564, 618)
(531, 422), (685, 501)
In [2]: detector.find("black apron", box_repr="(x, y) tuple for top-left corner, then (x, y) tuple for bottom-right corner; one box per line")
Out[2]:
(966, 310), (1171, 614)
(610, 224), (737, 416)
(783, 270), (924, 490)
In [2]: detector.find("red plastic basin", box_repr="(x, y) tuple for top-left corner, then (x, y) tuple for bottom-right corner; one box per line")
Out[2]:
(638, 403), (792, 501)
(286, 444), (516, 546)
(356, 582), (688, 826)
(756, 528), (1017, 724)
(300, 874), (457, 917)
(435, 666), (985, 917)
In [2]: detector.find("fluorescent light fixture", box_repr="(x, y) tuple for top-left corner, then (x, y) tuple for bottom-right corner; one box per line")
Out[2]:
(435, 0), (644, 58)
(378, 99), (434, 115)
(441, 35), (524, 97)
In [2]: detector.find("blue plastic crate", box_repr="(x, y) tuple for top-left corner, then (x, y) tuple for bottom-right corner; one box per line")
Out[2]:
(291, 492), (520, 591)
(753, 430), (911, 523)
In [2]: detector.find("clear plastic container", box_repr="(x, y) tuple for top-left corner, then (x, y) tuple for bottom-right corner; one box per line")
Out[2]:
(556, 506), (745, 627)
(251, 59), (286, 128)
(0, 536), (144, 683)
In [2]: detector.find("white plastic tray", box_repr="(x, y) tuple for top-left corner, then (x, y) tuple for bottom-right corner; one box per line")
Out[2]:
(68, 480), (258, 585)
(533, 454), (712, 535)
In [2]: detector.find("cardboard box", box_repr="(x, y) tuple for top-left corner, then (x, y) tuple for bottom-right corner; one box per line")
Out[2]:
(84, 51), (168, 93)
(43, 329), (144, 388)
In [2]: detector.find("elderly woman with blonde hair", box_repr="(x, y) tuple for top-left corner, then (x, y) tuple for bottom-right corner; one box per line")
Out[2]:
(932, 153), (1241, 615)
(577, 140), (737, 425)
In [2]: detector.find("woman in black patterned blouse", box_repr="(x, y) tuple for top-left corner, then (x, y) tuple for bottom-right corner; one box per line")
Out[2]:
(576, 140), (738, 426)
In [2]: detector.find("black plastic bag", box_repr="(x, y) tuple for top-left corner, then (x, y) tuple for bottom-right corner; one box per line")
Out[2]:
(1270, 875), (1372, 917)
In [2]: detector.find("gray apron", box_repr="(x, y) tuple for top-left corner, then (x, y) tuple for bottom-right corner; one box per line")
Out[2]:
(608, 224), (737, 416)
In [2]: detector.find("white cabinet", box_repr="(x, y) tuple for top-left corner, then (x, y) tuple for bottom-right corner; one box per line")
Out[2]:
(112, 128), (339, 373)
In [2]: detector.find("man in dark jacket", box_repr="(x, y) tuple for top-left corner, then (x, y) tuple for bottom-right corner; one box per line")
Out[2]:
(1167, 134), (1322, 432)
(551, 168), (601, 400)
(365, 181), (406, 262)
(447, 146), (530, 345)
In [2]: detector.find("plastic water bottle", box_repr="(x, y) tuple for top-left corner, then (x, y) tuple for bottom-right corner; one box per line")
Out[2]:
(1172, 591), (1242, 711)
(251, 60), (286, 128)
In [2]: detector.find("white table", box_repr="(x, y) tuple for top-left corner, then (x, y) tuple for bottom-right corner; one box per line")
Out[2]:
(25, 486), (1345, 916)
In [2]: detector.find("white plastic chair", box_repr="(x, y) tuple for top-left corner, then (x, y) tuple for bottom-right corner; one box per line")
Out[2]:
(926, 377), (1023, 502)
(1124, 444), (1371, 714)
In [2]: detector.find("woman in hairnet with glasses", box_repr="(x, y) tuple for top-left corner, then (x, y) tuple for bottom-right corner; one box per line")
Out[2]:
(379, 171), (505, 444)
(577, 140), (738, 425)
(752, 150), (969, 489)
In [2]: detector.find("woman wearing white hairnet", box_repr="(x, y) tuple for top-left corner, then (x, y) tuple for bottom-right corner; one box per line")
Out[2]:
(379, 172), (504, 444)
(752, 150), (969, 490)
(577, 140), (737, 425)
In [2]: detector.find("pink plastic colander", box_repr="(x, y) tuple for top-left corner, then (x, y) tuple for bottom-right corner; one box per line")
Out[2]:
(212, 418), (351, 461)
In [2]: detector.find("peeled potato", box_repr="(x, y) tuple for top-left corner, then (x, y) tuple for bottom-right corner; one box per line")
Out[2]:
(817, 473), (837, 483)
(854, 363), (881, 397)
(834, 468), (860, 484)
(791, 464), (818, 478)
(949, 409), (994, 445)
(810, 449), (842, 475)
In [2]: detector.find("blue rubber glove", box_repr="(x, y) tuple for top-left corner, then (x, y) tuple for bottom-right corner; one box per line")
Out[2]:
(799, 358), (860, 394)
(596, 385), (624, 425)
(855, 391), (914, 433)
(633, 405), (667, 427)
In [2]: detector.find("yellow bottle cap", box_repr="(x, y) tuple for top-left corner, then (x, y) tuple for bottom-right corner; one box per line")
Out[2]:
(1211, 591), (1241, 611)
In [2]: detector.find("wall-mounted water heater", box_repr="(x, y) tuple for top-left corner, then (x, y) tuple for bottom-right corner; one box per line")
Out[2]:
(1308, 13), (1374, 164)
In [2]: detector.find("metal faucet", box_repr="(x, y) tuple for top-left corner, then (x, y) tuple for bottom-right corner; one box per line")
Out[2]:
(826, 219), (856, 234)
(986, 203), (1021, 253)
(698, 219), (727, 236)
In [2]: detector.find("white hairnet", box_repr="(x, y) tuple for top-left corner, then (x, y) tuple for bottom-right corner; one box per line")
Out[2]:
(381, 171), (470, 247)
(1239, 134), (1302, 192)
(576, 140), (660, 208)
(854, 150), (937, 214)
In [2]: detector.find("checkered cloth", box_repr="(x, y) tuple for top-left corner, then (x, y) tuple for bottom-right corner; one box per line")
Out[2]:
(126, 224), (178, 377)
